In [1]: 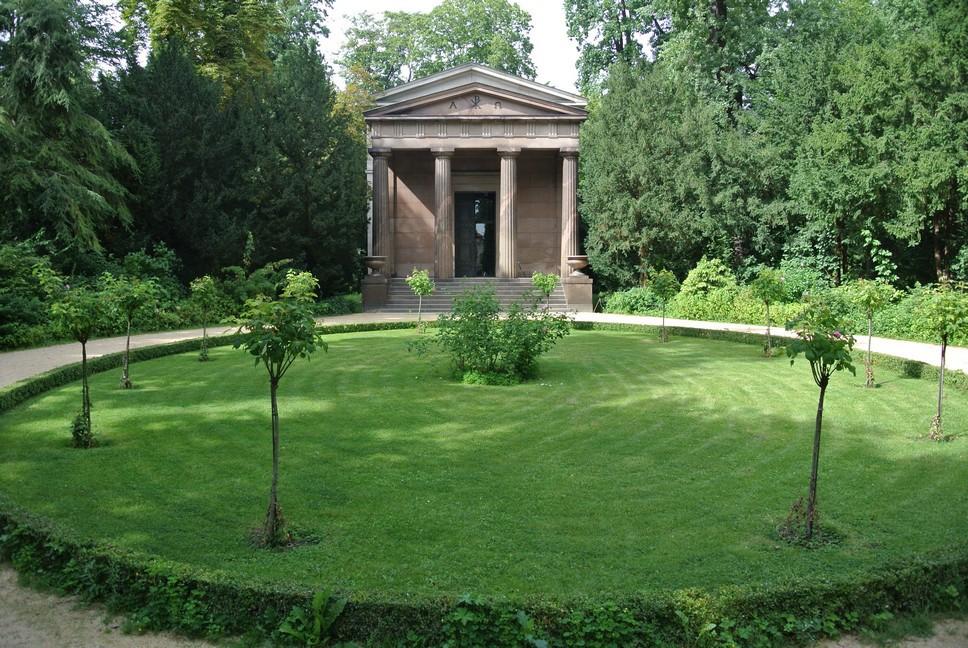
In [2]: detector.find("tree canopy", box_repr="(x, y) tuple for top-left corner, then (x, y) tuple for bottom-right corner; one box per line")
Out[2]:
(578, 0), (968, 291)
(339, 0), (535, 92)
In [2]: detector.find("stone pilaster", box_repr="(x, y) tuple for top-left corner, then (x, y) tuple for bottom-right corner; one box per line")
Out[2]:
(432, 147), (455, 279)
(560, 148), (579, 277)
(497, 148), (520, 278)
(368, 147), (392, 274)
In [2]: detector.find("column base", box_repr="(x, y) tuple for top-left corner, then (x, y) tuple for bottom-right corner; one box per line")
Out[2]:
(362, 274), (389, 311)
(563, 275), (593, 312)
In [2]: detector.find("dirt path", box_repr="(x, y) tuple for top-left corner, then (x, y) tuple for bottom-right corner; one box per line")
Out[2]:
(0, 566), (214, 647)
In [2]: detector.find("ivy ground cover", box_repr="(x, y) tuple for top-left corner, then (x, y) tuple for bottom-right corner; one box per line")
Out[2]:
(0, 329), (966, 599)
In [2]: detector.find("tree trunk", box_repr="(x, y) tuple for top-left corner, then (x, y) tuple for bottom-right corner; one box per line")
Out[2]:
(81, 341), (91, 427)
(661, 304), (667, 342)
(121, 318), (132, 389)
(417, 295), (422, 323)
(932, 210), (950, 282)
(932, 336), (947, 439)
(765, 302), (772, 355)
(865, 313), (874, 388)
(806, 378), (828, 540)
(263, 377), (284, 544)
(835, 220), (845, 286)
(199, 319), (209, 361)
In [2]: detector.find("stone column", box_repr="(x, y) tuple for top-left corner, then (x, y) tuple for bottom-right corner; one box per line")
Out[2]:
(363, 147), (392, 310)
(497, 147), (520, 278)
(560, 148), (579, 277)
(432, 147), (455, 279)
(369, 147), (392, 267)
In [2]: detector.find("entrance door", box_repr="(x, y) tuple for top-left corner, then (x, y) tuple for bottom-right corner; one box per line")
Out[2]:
(454, 192), (496, 277)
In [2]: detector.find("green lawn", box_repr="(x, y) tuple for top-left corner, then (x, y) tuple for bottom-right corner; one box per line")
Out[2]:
(1, 329), (966, 601)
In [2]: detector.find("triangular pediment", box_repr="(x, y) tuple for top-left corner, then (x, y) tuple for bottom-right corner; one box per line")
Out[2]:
(365, 83), (586, 119)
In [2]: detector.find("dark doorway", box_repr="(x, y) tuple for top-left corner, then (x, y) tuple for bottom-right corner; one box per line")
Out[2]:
(454, 192), (496, 277)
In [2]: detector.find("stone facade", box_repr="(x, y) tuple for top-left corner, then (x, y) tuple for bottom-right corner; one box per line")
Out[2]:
(363, 64), (591, 311)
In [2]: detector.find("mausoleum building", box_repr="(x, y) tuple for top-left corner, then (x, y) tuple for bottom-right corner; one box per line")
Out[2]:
(362, 64), (591, 312)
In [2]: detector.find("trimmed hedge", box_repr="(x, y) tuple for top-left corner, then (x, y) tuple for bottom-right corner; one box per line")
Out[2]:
(572, 321), (968, 393)
(1, 320), (967, 646)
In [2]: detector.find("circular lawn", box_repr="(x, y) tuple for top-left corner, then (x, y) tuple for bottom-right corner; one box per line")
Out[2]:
(1, 329), (966, 600)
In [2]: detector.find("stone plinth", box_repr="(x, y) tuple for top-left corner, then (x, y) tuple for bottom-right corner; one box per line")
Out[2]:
(563, 274), (593, 312)
(362, 274), (389, 310)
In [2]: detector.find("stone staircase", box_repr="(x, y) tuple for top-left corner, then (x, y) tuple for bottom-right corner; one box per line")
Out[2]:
(374, 277), (571, 314)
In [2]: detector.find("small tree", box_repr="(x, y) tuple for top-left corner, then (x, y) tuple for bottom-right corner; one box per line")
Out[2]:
(846, 279), (897, 387)
(531, 272), (559, 310)
(234, 270), (326, 546)
(190, 275), (219, 361)
(46, 283), (105, 448)
(751, 267), (786, 356)
(785, 302), (855, 541)
(651, 270), (680, 342)
(100, 273), (159, 388)
(922, 282), (968, 440)
(405, 269), (434, 323)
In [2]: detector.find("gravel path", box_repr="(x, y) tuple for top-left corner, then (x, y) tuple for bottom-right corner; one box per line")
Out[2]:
(1, 311), (964, 647)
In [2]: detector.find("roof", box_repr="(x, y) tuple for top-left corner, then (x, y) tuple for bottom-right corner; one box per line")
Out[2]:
(368, 63), (587, 112)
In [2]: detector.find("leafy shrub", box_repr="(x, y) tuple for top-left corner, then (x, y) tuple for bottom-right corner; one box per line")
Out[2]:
(679, 257), (735, 296)
(71, 410), (95, 448)
(779, 256), (832, 301)
(312, 293), (362, 316)
(0, 239), (58, 349)
(433, 288), (570, 383)
(605, 286), (663, 314)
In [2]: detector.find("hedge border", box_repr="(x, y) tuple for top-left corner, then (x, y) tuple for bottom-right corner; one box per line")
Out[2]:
(572, 321), (968, 392)
(0, 320), (966, 646)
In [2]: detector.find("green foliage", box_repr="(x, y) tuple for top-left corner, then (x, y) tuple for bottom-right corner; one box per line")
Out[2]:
(604, 286), (662, 315)
(190, 275), (219, 361)
(406, 269), (435, 297)
(577, 0), (967, 289)
(0, 0), (134, 258)
(650, 270), (680, 303)
(0, 238), (56, 348)
(119, 0), (284, 92)
(922, 282), (968, 345)
(70, 410), (94, 448)
(680, 258), (736, 296)
(564, 0), (653, 94)
(338, 0), (536, 91)
(234, 270), (326, 382)
(751, 268), (786, 306)
(531, 272), (559, 300)
(433, 287), (570, 383)
(100, 273), (160, 326)
(786, 300), (857, 387)
(277, 590), (347, 646)
(47, 283), (105, 346)
(845, 279), (897, 321)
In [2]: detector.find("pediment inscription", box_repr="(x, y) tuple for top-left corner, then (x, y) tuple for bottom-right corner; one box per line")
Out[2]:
(395, 92), (565, 117)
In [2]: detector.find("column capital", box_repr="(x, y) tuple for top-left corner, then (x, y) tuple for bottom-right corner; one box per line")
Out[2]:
(431, 146), (455, 158)
(559, 147), (579, 159)
(497, 146), (521, 158)
(368, 147), (392, 159)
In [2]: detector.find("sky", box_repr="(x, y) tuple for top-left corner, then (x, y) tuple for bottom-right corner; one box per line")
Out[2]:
(318, 0), (581, 93)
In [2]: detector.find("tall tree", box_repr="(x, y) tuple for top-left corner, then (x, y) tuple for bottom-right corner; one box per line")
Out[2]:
(96, 42), (252, 280)
(248, 44), (368, 293)
(564, 0), (657, 95)
(119, 0), (284, 92)
(0, 0), (134, 262)
(234, 270), (326, 546)
(339, 0), (535, 92)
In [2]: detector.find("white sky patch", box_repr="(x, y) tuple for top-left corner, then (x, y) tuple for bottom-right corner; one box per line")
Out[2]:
(318, 0), (580, 93)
